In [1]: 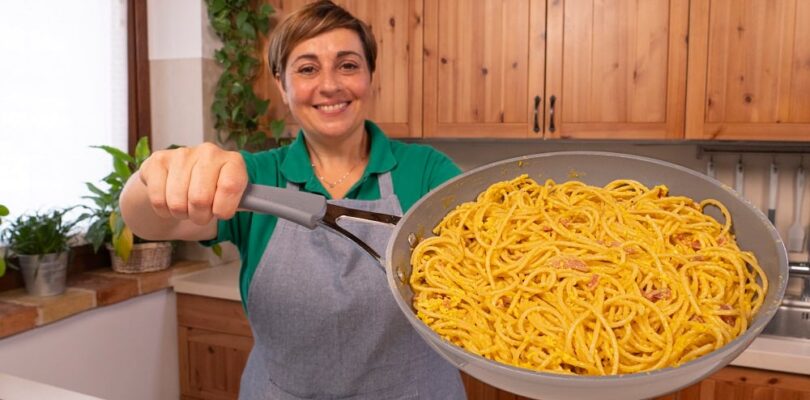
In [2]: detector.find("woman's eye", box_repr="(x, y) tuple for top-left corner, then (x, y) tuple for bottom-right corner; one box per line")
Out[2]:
(340, 63), (359, 72)
(297, 65), (317, 75)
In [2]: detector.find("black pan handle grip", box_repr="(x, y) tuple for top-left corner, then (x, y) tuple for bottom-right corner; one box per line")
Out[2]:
(533, 95), (541, 133)
(549, 95), (557, 133)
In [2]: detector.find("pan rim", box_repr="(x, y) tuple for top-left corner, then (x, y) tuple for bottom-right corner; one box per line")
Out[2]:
(385, 150), (789, 383)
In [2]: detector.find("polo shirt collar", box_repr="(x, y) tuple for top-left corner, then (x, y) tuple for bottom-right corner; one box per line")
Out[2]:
(279, 120), (397, 186)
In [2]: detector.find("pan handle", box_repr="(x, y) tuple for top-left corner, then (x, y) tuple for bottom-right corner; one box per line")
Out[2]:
(239, 184), (402, 268)
(239, 183), (327, 229)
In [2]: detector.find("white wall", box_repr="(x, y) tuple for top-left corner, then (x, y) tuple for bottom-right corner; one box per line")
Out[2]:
(0, 290), (179, 400)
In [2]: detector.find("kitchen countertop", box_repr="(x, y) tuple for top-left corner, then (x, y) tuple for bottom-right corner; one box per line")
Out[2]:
(170, 260), (241, 301)
(0, 373), (103, 400)
(171, 262), (810, 376)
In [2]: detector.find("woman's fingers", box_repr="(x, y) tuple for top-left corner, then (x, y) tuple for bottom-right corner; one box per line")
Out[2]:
(139, 153), (171, 219)
(165, 147), (194, 219)
(139, 143), (245, 224)
(212, 155), (248, 220)
(187, 144), (235, 225)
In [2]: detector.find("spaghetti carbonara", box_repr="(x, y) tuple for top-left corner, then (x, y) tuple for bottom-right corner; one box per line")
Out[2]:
(410, 175), (766, 375)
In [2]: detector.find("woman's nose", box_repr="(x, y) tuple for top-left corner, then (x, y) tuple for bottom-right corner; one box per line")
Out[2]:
(317, 69), (341, 94)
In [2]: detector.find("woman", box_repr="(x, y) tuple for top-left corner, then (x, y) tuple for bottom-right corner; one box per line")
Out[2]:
(120, 1), (466, 398)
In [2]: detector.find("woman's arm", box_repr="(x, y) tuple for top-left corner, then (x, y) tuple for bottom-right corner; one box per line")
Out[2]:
(119, 143), (248, 241)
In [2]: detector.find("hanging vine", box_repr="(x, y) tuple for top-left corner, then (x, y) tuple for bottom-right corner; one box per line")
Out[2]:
(206, 0), (285, 150)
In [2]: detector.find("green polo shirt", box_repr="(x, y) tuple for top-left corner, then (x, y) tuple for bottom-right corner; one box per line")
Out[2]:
(206, 121), (461, 309)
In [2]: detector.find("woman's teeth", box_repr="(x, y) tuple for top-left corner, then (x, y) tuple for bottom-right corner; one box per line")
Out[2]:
(317, 102), (348, 112)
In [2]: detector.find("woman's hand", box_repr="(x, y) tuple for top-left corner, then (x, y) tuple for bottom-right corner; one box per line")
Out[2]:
(121, 143), (247, 241)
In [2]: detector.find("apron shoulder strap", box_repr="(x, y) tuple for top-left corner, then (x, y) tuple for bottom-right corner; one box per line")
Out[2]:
(377, 171), (394, 197)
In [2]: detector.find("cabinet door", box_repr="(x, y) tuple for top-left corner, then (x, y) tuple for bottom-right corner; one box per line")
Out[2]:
(544, 0), (689, 139)
(654, 366), (810, 400)
(259, 0), (423, 138)
(423, 0), (546, 138)
(179, 327), (253, 400)
(177, 294), (254, 400)
(686, 0), (810, 141)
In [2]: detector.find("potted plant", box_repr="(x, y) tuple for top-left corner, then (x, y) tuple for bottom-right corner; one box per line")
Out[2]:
(1, 208), (79, 296)
(82, 137), (172, 273)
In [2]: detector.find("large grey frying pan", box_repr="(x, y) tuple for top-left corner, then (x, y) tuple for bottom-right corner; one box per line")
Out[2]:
(238, 151), (788, 400)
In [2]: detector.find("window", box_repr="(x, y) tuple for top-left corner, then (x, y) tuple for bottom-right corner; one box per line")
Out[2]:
(0, 0), (129, 223)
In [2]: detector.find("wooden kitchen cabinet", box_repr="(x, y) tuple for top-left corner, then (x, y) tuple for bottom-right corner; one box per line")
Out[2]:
(685, 0), (810, 141)
(655, 366), (810, 400)
(258, 0), (424, 138)
(463, 366), (810, 400)
(177, 294), (254, 400)
(423, 0), (688, 139)
(422, 0), (546, 138)
(543, 0), (689, 139)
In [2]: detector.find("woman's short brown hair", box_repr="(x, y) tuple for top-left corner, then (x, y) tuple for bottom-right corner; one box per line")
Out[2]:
(268, 0), (377, 79)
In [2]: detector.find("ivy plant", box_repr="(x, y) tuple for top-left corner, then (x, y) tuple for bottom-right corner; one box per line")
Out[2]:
(206, 0), (286, 150)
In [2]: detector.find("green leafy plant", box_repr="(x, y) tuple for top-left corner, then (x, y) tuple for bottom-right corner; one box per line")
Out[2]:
(2, 209), (79, 256)
(0, 204), (8, 276)
(206, 0), (286, 150)
(81, 137), (151, 262)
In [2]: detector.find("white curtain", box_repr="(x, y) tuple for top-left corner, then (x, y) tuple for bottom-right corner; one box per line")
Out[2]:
(0, 0), (129, 223)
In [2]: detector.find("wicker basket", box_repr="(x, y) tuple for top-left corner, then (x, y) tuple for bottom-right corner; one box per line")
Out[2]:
(106, 242), (173, 274)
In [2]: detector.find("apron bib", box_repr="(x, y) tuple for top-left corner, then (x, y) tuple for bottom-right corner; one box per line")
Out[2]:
(239, 172), (465, 400)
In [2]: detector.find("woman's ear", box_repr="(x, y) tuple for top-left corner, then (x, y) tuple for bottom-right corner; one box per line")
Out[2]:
(274, 74), (288, 106)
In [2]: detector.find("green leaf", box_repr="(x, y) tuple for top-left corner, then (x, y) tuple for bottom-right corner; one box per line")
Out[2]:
(259, 4), (273, 17)
(0, 257), (5, 278)
(235, 11), (249, 29)
(211, 244), (223, 258)
(255, 99), (269, 115)
(114, 225), (134, 262)
(230, 81), (244, 95)
(231, 104), (242, 121)
(85, 218), (110, 252)
(212, 16), (231, 33)
(84, 182), (106, 197)
(134, 136), (151, 165)
(239, 21), (256, 39)
(209, 0), (226, 14)
(270, 119), (286, 139)
(236, 134), (248, 150)
(255, 17), (269, 34)
(113, 156), (132, 181)
(93, 145), (135, 164)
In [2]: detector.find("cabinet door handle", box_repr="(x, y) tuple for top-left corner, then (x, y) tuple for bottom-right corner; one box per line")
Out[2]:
(533, 96), (541, 133)
(549, 95), (557, 133)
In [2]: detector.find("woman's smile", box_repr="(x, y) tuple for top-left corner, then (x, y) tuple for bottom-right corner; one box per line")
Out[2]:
(315, 101), (351, 114)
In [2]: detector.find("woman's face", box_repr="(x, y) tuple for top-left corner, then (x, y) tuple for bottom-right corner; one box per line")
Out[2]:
(276, 28), (371, 141)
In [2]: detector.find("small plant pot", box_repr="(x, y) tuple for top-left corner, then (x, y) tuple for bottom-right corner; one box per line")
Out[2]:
(106, 242), (172, 274)
(16, 252), (69, 296)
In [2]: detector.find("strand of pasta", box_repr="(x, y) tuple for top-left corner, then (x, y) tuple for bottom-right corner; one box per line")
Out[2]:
(410, 175), (767, 375)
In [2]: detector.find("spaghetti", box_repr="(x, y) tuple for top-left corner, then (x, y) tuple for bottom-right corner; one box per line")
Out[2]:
(410, 175), (767, 375)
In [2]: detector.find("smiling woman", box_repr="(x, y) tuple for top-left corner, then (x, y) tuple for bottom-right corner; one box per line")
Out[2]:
(119, 1), (466, 398)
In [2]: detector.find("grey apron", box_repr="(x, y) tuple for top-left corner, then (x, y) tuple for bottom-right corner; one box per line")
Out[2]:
(239, 172), (466, 400)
